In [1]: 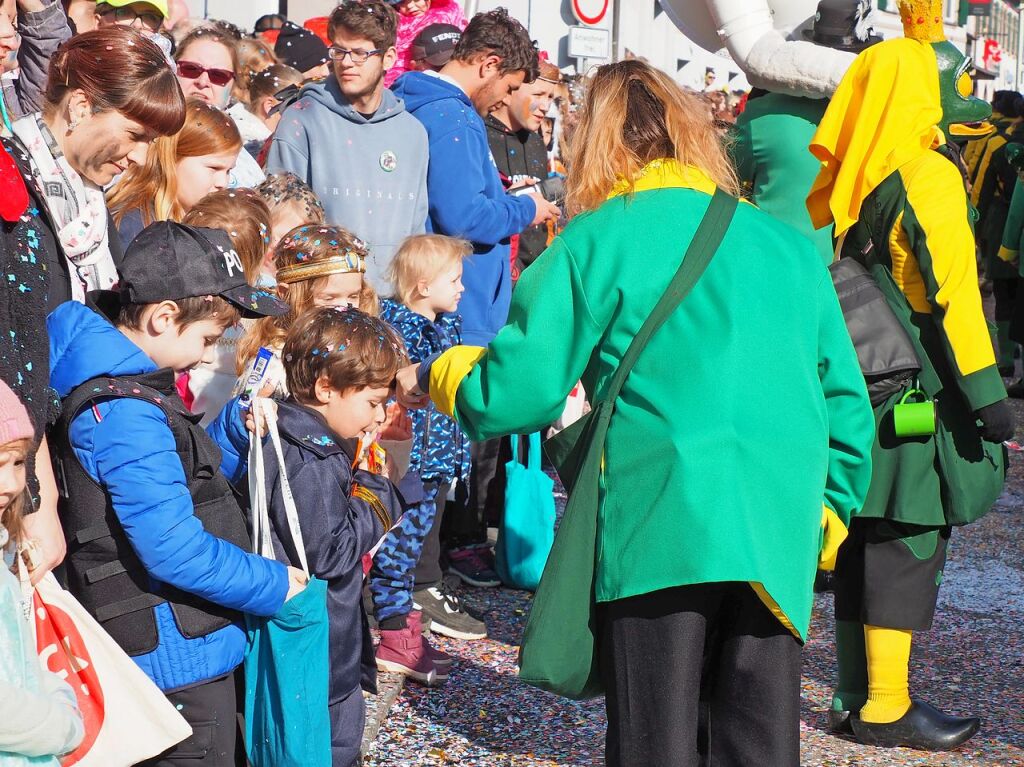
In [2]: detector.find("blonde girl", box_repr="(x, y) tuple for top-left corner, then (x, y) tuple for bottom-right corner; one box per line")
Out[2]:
(0, 379), (84, 762)
(106, 98), (242, 244)
(236, 224), (377, 396)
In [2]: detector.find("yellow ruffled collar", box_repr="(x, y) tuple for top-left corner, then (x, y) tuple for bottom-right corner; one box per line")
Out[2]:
(608, 158), (718, 199)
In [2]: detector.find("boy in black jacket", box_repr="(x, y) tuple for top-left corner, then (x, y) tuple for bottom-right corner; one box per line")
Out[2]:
(259, 306), (406, 767)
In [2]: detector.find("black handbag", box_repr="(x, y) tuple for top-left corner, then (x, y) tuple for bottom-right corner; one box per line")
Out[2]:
(829, 240), (921, 404)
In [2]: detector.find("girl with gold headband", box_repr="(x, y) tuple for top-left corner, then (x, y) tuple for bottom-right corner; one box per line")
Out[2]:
(236, 223), (378, 398)
(808, 0), (1009, 750)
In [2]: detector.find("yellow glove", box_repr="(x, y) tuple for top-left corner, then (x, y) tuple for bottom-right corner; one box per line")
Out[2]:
(819, 504), (848, 571)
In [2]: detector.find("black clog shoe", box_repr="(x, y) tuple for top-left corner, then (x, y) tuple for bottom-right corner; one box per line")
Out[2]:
(850, 700), (981, 750)
(828, 708), (855, 735)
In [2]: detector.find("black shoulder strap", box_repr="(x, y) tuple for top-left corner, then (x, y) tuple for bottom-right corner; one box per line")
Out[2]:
(601, 189), (738, 406)
(58, 373), (185, 430)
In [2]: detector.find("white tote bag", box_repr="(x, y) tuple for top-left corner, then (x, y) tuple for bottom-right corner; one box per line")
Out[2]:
(31, 575), (192, 767)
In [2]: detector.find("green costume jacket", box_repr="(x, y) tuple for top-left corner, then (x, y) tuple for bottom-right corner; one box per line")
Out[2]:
(998, 177), (1024, 275)
(965, 114), (1013, 189)
(432, 162), (875, 640)
(977, 123), (1024, 279)
(840, 149), (1006, 527)
(733, 92), (833, 265)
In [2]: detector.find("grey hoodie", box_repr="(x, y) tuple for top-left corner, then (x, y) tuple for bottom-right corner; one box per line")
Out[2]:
(265, 77), (429, 291)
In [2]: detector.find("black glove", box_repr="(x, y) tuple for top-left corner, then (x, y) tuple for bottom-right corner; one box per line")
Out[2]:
(976, 399), (1015, 443)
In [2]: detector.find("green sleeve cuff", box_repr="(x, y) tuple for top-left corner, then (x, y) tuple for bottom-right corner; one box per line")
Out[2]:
(960, 364), (1008, 411)
(998, 245), (1018, 263)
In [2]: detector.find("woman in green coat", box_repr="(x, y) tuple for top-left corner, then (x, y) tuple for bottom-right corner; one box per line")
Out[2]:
(398, 60), (874, 767)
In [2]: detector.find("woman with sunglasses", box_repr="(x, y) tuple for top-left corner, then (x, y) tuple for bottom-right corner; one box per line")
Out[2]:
(175, 25), (236, 109)
(174, 25), (265, 187)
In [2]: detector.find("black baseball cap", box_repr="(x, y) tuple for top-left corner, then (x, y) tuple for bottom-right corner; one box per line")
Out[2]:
(411, 24), (462, 68)
(117, 221), (287, 318)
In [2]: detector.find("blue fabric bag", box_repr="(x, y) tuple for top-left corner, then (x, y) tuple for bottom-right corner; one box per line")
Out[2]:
(244, 400), (331, 767)
(496, 433), (556, 591)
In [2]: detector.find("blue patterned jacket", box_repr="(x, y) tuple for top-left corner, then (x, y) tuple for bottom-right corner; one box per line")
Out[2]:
(380, 299), (470, 482)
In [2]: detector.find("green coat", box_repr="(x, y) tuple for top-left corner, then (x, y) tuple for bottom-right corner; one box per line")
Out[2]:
(999, 178), (1024, 276)
(840, 149), (1006, 527)
(447, 170), (875, 640)
(732, 93), (833, 265)
(977, 123), (1024, 279)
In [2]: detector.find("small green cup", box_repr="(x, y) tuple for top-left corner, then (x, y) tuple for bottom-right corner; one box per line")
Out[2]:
(893, 389), (936, 438)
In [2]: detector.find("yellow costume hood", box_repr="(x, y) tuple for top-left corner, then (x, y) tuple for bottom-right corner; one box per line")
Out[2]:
(806, 38), (944, 236)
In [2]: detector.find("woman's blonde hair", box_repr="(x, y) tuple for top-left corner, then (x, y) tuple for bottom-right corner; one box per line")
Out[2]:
(0, 439), (32, 549)
(183, 189), (272, 283)
(387, 234), (471, 306)
(236, 224), (377, 374)
(107, 99), (243, 227)
(564, 59), (739, 216)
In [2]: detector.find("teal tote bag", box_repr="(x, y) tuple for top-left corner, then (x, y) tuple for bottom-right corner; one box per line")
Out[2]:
(496, 433), (556, 591)
(245, 400), (331, 767)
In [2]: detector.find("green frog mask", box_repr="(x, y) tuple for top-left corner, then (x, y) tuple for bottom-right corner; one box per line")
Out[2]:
(933, 41), (992, 142)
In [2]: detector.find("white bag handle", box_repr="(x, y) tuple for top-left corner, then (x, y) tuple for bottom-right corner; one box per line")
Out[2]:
(248, 399), (310, 578)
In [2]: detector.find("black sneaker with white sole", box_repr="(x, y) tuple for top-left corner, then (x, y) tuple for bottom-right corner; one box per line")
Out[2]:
(412, 583), (488, 640)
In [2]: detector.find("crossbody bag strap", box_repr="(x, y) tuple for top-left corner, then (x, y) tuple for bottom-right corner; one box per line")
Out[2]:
(602, 188), (738, 405)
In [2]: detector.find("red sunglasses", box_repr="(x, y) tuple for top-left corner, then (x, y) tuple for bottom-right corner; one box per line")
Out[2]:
(177, 60), (235, 87)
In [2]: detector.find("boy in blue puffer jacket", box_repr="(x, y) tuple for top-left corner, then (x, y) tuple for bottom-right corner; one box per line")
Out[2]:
(371, 235), (477, 685)
(47, 222), (307, 765)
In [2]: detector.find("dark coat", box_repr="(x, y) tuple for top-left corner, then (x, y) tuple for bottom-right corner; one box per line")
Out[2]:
(262, 400), (398, 702)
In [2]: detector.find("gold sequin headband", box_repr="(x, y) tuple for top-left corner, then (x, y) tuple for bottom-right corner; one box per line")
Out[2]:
(276, 253), (366, 284)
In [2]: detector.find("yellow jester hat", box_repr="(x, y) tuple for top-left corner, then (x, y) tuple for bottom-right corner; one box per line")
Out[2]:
(806, 0), (989, 237)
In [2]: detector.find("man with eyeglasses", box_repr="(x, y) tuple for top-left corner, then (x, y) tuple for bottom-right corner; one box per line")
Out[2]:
(265, 0), (429, 294)
(94, 0), (165, 32)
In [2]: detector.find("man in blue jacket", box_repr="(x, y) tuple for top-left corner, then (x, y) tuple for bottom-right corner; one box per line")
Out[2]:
(391, 8), (560, 347)
(47, 222), (307, 766)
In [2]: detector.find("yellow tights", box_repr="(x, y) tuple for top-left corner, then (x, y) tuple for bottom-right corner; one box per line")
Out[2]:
(859, 625), (913, 724)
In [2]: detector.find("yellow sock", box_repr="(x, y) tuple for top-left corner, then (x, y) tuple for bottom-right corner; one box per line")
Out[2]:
(859, 626), (913, 724)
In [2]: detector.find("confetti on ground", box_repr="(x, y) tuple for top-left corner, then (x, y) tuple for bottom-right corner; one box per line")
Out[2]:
(365, 313), (1024, 765)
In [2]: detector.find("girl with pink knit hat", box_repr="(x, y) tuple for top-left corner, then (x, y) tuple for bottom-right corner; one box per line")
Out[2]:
(384, 0), (467, 87)
(0, 379), (84, 763)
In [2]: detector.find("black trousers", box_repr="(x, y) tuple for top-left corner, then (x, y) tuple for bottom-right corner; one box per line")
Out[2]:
(441, 438), (504, 548)
(409, 481), (449, 591)
(138, 673), (240, 766)
(441, 436), (532, 550)
(833, 517), (950, 631)
(599, 583), (801, 767)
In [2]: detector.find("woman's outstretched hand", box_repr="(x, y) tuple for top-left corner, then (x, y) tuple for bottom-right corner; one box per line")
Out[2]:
(395, 364), (430, 410)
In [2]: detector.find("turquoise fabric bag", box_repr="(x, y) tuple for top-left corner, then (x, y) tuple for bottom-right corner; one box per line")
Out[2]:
(244, 579), (331, 767)
(496, 433), (556, 591)
(244, 400), (331, 767)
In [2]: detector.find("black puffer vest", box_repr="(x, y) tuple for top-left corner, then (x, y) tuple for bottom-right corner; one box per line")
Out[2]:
(52, 369), (251, 656)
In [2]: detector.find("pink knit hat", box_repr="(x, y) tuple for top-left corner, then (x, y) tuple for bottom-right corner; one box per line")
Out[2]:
(0, 379), (34, 444)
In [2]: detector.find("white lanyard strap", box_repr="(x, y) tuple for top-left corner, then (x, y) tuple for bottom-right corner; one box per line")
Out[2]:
(248, 399), (310, 577)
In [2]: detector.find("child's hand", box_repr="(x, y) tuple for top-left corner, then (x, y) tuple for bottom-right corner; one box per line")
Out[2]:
(395, 364), (429, 409)
(379, 403), (413, 441)
(285, 566), (308, 601)
(244, 398), (277, 437)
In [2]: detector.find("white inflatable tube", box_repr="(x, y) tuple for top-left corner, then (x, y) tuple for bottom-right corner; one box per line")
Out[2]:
(659, 0), (857, 99)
